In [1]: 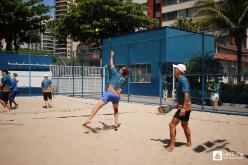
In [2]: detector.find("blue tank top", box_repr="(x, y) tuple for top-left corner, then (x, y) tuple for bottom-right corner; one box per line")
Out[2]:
(41, 79), (52, 89)
(176, 75), (191, 105)
(1, 75), (12, 89)
(10, 79), (18, 92)
(109, 67), (127, 89)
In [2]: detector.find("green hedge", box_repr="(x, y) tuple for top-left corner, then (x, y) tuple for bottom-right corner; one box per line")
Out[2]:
(220, 84), (248, 104)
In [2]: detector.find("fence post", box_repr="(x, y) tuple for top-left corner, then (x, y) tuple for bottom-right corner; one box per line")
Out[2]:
(55, 66), (58, 94)
(101, 48), (104, 97)
(72, 53), (75, 96)
(29, 51), (31, 96)
(81, 65), (84, 98)
(58, 65), (61, 94)
(127, 43), (130, 103)
(159, 38), (162, 106)
(201, 34), (205, 111)
(102, 66), (105, 97)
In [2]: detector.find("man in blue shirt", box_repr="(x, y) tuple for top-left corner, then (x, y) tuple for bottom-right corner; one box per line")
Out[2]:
(166, 64), (192, 152)
(41, 74), (53, 109)
(9, 73), (19, 109)
(0, 69), (12, 112)
(83, 49), (129, 130)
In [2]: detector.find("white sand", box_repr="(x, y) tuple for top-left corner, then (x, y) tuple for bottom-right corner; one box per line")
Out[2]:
(0, 95), (247, 165)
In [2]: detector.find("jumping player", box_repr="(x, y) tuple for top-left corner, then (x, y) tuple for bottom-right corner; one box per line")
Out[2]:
(83, 49), (129, 130)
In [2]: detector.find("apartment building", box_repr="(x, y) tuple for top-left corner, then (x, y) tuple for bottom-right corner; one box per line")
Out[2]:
(55, 0), (79, 57)
(131, 0), (248, 78)
(130, 0), (200, 26)
(40, 29), (55, 53)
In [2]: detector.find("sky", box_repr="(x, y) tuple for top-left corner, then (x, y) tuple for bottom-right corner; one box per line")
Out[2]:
(43, 0), (54, 18)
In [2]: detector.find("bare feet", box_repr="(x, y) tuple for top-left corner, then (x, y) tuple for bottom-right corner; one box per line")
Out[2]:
(165, 145), (174, 152)
(82, 120), (91, 126)
(3, 107), (10, 112)
(114, 125), (118, 131)
(114, 123), (121, 131)
(183, 143), (192, 147)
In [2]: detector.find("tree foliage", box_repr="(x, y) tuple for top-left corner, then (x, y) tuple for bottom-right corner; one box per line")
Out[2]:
(0, 0), (51, 51)
(53, 0), (159, 46)
(172, 17), (199, 32)
(194, 0), (248, 82)
(186, 54), (222, 89)
(186, 54), (222, 74)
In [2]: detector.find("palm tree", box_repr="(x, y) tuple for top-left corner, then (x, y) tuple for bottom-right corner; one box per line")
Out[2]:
(194, 0), (248, 83)
(172, 17), (199, 32)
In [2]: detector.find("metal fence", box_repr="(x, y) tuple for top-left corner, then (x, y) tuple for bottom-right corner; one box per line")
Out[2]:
(6, 64), (247, 116)
(1, 27), (248, 116)
(51, 66), (103, 98)
(77, 28), (248, 116)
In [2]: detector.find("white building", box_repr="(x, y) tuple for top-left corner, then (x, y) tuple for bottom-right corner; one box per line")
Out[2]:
(55, 0), (79, 57)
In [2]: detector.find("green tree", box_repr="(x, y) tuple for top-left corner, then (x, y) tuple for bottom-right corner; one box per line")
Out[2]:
(186, 54), (222, 89)
(194, 0), (248, 83)
(0, 0), (51, 51)
(172, 17), (199, 32)
(53, 0), (159, 46)
(186, 54), (222, 74)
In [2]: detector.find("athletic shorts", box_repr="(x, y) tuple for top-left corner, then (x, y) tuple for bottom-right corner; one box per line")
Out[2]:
(43, 92), (52, 101)
(0, 92), (10, 101)
(9, 91), (17, 100)
(210, 92), (219, 102)
(102, 91), (120, 104)
(174, 109), (191, 121)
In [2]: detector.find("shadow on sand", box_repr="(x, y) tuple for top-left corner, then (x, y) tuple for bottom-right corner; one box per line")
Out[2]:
(83, 122), (120, 134)
(193, 139), (248, 159)
(150, 138), (186, 147)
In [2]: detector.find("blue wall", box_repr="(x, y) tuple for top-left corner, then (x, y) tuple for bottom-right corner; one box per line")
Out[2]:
(0, 53), (52, 96)
(0, 52), (51, 71)
(102, 27), (215, 96)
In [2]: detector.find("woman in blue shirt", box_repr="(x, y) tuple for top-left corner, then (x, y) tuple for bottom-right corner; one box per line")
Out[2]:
(0, 69), (12, 112)
(9, 73), (19, 109)
(83, 49), (129, 130)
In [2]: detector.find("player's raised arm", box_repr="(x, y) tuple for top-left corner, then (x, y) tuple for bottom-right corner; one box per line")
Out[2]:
(110, 48), (115, 68)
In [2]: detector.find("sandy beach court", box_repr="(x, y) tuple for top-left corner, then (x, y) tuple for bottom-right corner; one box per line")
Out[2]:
(0, 96), (247, 165)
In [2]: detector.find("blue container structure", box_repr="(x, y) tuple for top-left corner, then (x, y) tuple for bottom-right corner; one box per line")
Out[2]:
(0, 52), (52, 96)
(102, 27), (215, 97)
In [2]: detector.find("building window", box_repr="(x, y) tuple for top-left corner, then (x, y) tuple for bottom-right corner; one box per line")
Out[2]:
(130, 64), (151, 83)
(178, 9), (187, 18)
(164, 11), (177, 21)
(155, 4), (160, 11)
(163, 0), (178, 5)
(163, 0), (191, 6)
(180, 0), (190, 3)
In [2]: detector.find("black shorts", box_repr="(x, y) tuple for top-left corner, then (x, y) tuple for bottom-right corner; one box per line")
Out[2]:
(0, 92), (10, 101)
(9, 91), (18, 100)
(43, 92), (52, 101)
(174, 109), (191, 121)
